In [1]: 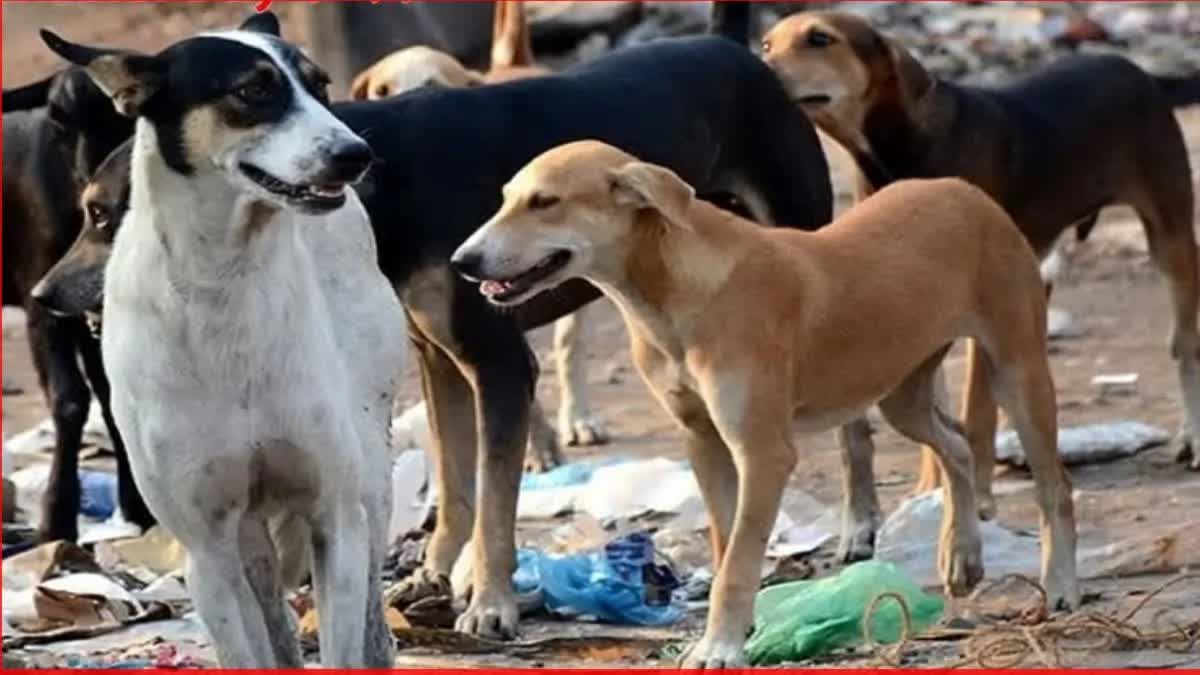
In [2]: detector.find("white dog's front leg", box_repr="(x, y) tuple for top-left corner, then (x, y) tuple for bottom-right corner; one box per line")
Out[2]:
(187, 543), (278, 667)
(311, 498), (371, 667)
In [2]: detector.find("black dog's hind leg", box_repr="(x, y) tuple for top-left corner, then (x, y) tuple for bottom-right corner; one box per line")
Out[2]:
(27, 305), (88, 542)
(79, 332), (156, 530)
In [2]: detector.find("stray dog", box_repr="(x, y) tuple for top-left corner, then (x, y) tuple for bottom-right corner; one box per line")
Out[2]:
(348, 1), (544, 98)
(351, 0), (606, 470)
(32, 139), (132, 320)
(332, 3), (832, 638)
(762, 12), (1200, 552)
(2, 68), (146, 542)
(452, 141), (1079, 666)
(43, 12), (404, 667)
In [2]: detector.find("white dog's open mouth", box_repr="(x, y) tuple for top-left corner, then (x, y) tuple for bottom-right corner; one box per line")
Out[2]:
(479, 250), (572, 304)
(239, 163), (347, 211)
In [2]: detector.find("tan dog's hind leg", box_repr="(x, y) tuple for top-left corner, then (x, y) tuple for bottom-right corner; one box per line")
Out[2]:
(985, 344), (1079, 609)
(553, 305), (609, 446)
(878, 352), (984, 598)
(836, 419), (882, 561)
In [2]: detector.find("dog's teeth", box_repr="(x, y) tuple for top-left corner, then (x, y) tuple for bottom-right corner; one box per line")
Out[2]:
(481, 280), (504, 296)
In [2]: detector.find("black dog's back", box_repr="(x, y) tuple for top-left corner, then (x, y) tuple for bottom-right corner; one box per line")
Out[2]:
(337, 35), (831, 285)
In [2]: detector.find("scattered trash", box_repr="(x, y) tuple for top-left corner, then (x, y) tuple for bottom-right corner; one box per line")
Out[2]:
(875, 491), (1042, 589)
(4, 477), (16, 523)
(1091, 373), (1139, 397)
(1078, 521), (1200, 579)
(513, 532), (682, 626)
(79, 471), (117, 520)
(3, 402), (114, 459)
(389, 449), (433, 542)
(995, 420), (1168, 468)
(745, 560), (944, 665)
(391, 401), (432, 451)
(1046, 308), (1083, 340)
(93, 527), (187, 581)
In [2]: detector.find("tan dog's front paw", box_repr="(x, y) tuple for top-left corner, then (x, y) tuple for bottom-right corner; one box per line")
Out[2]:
(679, 635), (747, 669)
(559, 414), (609, 447)
(1043, 572), (1081, 612)
(455, 589), (518, 640)
(938, 538), (984, 597)
(384, 568), (451, 610)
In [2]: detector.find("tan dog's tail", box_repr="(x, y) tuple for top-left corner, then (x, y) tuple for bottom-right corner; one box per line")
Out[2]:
(491, 1), (535, 70)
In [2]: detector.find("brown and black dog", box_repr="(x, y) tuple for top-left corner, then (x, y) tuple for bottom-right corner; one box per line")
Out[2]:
(762, 12), (1199, 557)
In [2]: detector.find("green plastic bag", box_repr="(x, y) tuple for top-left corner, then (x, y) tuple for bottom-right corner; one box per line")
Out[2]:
(745, 560), (944, 665)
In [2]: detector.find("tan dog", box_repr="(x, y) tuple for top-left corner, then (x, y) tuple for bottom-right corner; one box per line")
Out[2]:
(761, 12), (1200, 524)
(351, 1), (609, 466)
(452, 140), (1079, 667)
(349, 1), (548, 100)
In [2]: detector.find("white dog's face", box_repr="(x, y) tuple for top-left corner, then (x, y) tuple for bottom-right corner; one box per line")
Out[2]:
(43, 13), (374, 215)
(452, 140), (695, 306)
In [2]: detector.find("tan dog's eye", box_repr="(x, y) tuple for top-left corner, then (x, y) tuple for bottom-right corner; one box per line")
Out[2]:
(374, 84), (390, 98)
(807, 30), (836, 48)
(528, 193), (560, 210)
(761, 39), (771, 54)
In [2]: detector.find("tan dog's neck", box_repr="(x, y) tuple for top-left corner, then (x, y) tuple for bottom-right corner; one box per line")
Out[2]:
(593, 204), (744, 350)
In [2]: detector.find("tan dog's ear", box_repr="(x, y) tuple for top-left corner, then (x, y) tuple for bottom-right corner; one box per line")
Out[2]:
(608, 161), (695, 228)
(349, 70), (372, 100)
(887, 41), (932, 107)
(41, 30), (163, 117)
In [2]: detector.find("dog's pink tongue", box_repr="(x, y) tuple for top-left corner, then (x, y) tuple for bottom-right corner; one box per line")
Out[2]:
(480, 280), (505, 296)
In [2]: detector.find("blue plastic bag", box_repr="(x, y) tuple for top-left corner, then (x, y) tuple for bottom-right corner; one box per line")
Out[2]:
(79, 471), (116, 520)
(513, 532), (682, 625)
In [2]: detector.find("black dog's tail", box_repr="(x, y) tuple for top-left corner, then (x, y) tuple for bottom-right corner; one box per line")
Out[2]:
(2, 72), (56, 112)
(1154, 75), (1200, 109)
(709, 1), (751, 46)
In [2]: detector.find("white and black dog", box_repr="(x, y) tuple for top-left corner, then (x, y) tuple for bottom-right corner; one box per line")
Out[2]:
(41, 13), (404, 668)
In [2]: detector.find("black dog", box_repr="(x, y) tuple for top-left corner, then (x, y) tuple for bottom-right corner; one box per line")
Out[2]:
(2, 69), (149, 542)
(332, 7), (832, 635)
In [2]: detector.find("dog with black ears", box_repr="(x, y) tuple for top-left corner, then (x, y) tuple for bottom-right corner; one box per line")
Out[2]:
(42, 13), (404, 667)
(3, 67), (149, 543)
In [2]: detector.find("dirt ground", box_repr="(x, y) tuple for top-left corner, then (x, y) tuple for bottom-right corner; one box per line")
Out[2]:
(3, 2), (1200, 668)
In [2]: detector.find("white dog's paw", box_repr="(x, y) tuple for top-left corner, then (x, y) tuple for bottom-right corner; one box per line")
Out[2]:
(454, 588), (519, 640)
(558, 413), (609, 447)
(679, 635), (747, 669)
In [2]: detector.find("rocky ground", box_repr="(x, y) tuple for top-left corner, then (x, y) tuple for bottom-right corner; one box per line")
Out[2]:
(4, 1), (1200, 668)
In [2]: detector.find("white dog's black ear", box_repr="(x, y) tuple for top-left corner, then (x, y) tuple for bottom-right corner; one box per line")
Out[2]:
(240, 11), (281, 37)
(608, 161), (695, 229)
(40, 30), (163, 117)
